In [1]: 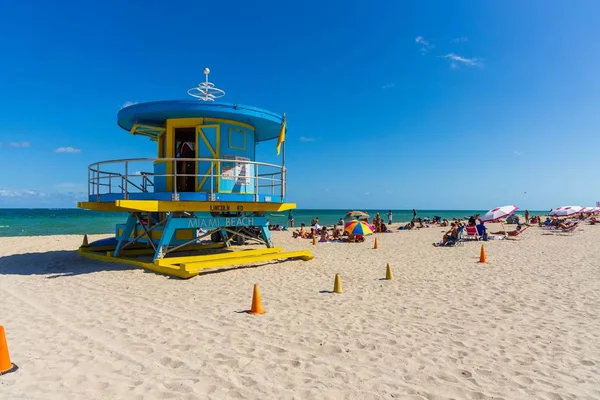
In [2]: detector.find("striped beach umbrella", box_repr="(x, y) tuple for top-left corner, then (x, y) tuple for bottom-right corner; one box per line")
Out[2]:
(549, 206), (582, 217)
(344, 220), (374, 236)
(480, 205), (518, 223)
(345, 211), (370, 219)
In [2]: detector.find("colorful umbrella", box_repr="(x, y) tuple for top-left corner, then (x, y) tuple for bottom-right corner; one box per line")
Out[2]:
(345, 211), (370, 219)
(344, 220), (374, 236)
(480, 205), (518, 222)
(549, 206), (582, 217)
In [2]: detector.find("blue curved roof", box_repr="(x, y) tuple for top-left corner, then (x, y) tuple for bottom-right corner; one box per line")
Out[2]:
(117, 101), (284, 142)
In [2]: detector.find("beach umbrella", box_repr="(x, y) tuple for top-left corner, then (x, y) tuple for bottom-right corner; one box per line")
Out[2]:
(480, 205), (518, 223)
(344, 220), (374, 236)
(581, 207), (596, 214)
(345, 210), (369, 218)
(549, 206), (583, 217)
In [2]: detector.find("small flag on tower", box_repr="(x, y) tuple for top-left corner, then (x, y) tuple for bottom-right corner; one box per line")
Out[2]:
(276, 114), (286, 155)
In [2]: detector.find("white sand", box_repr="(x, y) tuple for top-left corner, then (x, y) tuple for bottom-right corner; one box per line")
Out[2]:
(1, 224), (599, 399)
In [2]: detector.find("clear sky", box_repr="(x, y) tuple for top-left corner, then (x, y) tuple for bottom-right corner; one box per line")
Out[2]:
(1, 0), (599, 210)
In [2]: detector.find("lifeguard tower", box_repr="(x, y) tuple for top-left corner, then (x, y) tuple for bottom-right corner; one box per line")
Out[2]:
(78, 68), (313, 278)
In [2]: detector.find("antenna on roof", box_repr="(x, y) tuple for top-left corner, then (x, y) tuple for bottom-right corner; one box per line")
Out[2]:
(187, 68), (226, 102)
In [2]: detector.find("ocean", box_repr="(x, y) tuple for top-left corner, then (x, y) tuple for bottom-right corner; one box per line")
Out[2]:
(0, 208), (544, 237)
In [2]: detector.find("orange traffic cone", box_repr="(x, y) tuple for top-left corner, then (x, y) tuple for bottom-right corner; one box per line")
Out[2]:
(385, 263), (394, 280)
(479, 244), (487, 264)
(312, 235), (317, 245)
(0, 326), (13, 375)
(373, 237), (379, 249)
(82, 234), (89, 247)
(333, 273), (343, 293)
(249, 284), (266, 314)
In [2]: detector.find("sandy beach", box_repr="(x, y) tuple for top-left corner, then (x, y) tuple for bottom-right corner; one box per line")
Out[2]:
(1, 223), (599, 399)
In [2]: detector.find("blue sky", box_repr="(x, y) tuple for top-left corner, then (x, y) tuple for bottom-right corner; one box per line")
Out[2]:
(1, 0), (599, 209)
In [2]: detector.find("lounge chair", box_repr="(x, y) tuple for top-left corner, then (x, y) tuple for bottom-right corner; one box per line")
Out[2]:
(463, 225), (480, 241)
(548, 223), (579, 234)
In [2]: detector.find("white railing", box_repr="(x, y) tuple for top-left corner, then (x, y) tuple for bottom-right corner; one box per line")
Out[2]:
(87, 157), (286, 202)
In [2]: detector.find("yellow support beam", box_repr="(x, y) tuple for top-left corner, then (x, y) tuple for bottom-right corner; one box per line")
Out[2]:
(77, 202), (136, 212)
(181, 250), (314, 274)
(156, 247), (283, 267)
(78, 249), (195, 279)
(114, 200), (296, 212)
(78, 200), (296, 213)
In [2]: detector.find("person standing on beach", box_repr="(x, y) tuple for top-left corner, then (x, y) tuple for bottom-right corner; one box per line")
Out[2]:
(288, 209), (294, 228)
(525, 210), (529, 224)
(412, 209), (417, 221)
(387, 210), (393, 225)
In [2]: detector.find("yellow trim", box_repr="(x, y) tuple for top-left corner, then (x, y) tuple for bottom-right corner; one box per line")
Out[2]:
(195, 124), (220, 192)
(158, 131), (166, 158)
(164, 118), (255, 191)
(228, 127), (247, 150)
(205, 117), (254, 131)
(77, 201), (139, 212)
(166, 118), (254, 131)
(79, 200), (297, 213)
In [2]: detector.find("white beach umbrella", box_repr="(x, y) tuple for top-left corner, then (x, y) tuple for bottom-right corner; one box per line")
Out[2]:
(581, 207), (596, 213)
(549, 206), (583, 217)
(480, 205), (518, 222)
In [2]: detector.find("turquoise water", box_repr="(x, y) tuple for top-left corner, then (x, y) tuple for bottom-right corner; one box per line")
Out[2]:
(0, 208), (545, 237)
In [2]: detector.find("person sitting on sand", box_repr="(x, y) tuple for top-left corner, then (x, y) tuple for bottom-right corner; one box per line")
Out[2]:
(444, 223), (459, 243)
(292, 223), (308, 238)
(433, 223), (458, 246)
(490, 225), (527, 236)
(373, 213), (381, 233)
(440, 219), (449, 227)
(380, 222), (392, 233)
(344, 234), (364, 243)
(398, 221), (415, 230)
(338, 218), (344, 226)
(319, 227), (329, 242)
(332, 226), (342, 239)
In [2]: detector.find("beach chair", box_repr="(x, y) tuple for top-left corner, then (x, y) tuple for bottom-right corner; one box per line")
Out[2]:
(432, 226), (464, 247)
(446, 226), (465, 246)
(463, 225), (480, 241)
(549, 224), (579, 234)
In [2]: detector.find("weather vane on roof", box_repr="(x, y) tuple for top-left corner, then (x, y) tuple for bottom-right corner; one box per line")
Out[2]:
(187, 68), (226, 102)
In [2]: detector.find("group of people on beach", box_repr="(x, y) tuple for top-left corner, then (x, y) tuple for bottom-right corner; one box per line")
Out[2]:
(291, 220), (363, 242)
(434, 216), (529, 246)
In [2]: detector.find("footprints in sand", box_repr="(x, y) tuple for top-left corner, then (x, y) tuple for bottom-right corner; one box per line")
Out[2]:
(514, 375), (534, 386)
(159, 356), (184, 369)
(580, 359), (595, 366)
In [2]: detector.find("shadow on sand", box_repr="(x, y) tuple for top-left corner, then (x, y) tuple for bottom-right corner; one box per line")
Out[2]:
(0, 250), (136, 278)
(0, 251), (289, 279)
